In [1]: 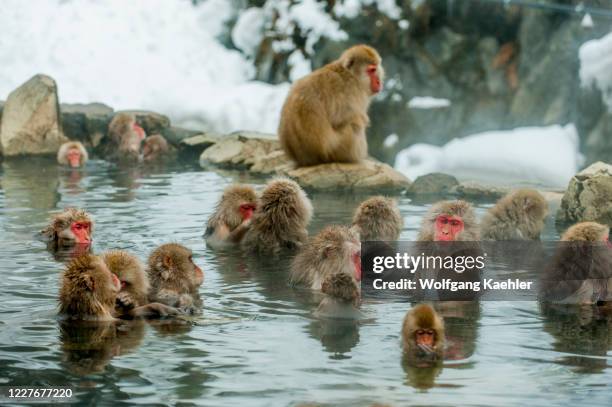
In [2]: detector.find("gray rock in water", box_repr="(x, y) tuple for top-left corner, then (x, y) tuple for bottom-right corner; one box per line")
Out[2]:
(199, 131), (281, 169)
(557, 162), (612, 226)
(61, 102), (114, 147)
(0, 74), (68, 156)
(451, 181), (509, 202)
(407, 172), (459, 196)
(280, 160), (411, 192)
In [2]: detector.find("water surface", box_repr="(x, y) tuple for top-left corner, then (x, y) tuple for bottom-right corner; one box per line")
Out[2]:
(0, 157), (611, 406)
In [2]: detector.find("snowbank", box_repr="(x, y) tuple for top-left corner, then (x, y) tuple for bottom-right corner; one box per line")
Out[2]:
(0, 0), (289, 134)
(579, 31), (612, 111)
(407, 97), (451, 109)
(394, 125), (582, 188)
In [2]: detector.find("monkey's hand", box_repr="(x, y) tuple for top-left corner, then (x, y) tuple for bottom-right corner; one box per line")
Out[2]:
(116, 291), (135, 310)
(131, 303), (183, 318)
(417, 343), (435, 355)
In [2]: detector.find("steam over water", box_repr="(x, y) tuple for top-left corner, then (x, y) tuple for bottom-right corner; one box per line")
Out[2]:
(1, 158), (611, 406)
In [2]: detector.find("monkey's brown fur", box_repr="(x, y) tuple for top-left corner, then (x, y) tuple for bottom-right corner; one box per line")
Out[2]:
(147, 243), (203, 309)
(290, 225), (360, 290)
(101, 250), (149, 310)
(279, 45), (384, 166)
(541, 222), (612, 304)
(242, 178), (312, 255)
(417, 200), (479, 241)
(59, 254), (118, 320)
(402, 303), (445, 356)
(352, 196), (403, 241)
(481, 189), (548, 240)
(205, 184), (257, 247)
(57, 141), (88, 166)
(321, 273), (359, 305)
(41, 208), (94, 243)
(107, 113), (142, 162)
(143, 134), (171, 162)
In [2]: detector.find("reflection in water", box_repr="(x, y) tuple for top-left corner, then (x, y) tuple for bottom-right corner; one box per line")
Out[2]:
(307, 318), (361, 358)
(59, 319), (145, 375)
(540, 303), (612, 373)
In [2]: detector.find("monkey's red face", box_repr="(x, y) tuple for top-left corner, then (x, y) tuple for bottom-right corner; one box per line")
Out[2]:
(239, 203), (256, 221)
(132, 123), (146, 141)
(70, 221), (92, 244)
(435, 215), (464, 241)
(67, 148), (81, 168)
(352, 250), (362, 281)
(367, 64), (382, 94)
(415, 328), (435, 347)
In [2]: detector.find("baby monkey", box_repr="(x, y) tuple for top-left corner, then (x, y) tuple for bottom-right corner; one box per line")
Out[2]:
(402, 303), (445, 364)
(147, 243), (204, 313)
(314, 273), (364, 320)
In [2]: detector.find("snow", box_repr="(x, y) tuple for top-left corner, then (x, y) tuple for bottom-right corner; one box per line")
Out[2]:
(579, 31), (612, 112)
(383, 134), (399, 148)
(288, 51), (312, 81)
(407, 97), (451, 109)
(232, 7), (267, 57)
(394, 124), (581, 188)
(334, 0), (402, 20)
(288, 0), (348, 53)
(0, 0), (289, 134)
(581, 13), (594, 28)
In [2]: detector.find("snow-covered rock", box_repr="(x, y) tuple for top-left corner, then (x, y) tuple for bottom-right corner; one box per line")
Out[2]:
(394, 124), (581, 188)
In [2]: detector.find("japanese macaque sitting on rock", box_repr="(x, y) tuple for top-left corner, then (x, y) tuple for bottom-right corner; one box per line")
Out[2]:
(314, 273), (364, 320)
(352, 196), (403, 241)
(481, 189), (548, 240)
(147, 243), (204, 314)
(402, 303), (445, 366)
(41, 208), (93, 246)
(57, 141), (88, 168)
(205, 184), (257, 249)
(278, 45), (384, 166)
(290, 225), (361, 290)
(540, 222), (612, 305)
(58, 254), (181, 320)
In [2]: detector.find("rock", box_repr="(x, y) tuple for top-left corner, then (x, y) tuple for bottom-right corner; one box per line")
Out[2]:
(451, 181), (509, 201)
(118, 110), (171, 135)
(250, 150), (292, 174)
(280, 160), (411, 192)
(199, 131), (280, 169)
(407, 172), (459, 195)
(0, 74), (68, 156)
(163, 127), (205, 147)
(556, 161), (612, 226)
(60, 102), (114, 147)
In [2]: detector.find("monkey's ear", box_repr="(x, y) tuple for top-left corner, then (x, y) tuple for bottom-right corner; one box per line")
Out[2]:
(523, 198), (534, 211)
(162, 255), (173, 269)
(342, 57), (354, 70)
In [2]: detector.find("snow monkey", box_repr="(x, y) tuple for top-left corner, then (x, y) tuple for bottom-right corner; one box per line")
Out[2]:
(205, 184), (258, 249)
(142, 134), (172, 162)
(417, 200), (479, 241)
(314, 272), (364, 320)
(147, 243), (204, 312)
(352, 196), (403, 241)
(106, 113), (146, 162)
(402, 303), (445, 363)
(101, 250), (150, 312)
(278, 44), (384, 166)
(290, 225), (361, 290)
(242, 178), (313, 255)
(41, 208), (93, 245)
(481, 189), (548, 240)
(59, 254), (179, 320)
(57, 141), (88, 168)
(540, 222), (612, 305)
